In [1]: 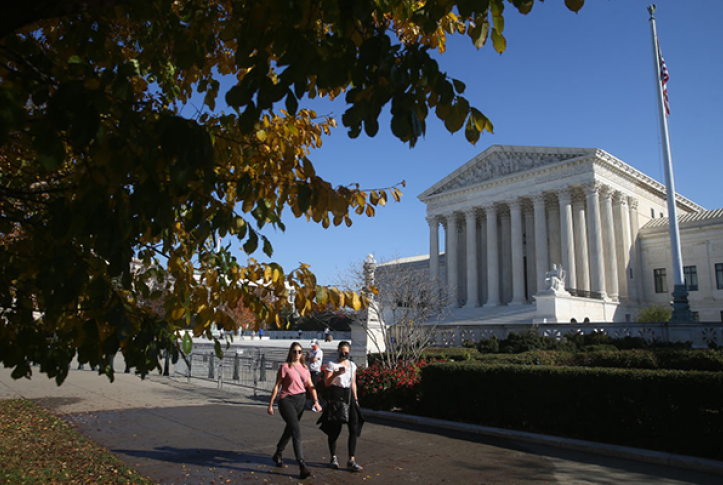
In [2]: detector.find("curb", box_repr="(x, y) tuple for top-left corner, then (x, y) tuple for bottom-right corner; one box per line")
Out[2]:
(362, 409), (723, 477)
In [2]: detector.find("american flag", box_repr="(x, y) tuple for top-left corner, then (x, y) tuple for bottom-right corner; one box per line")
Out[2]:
(659, 47), (670, 116)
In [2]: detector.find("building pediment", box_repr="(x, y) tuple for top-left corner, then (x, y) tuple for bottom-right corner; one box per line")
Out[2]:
(419, 145), (595, 200)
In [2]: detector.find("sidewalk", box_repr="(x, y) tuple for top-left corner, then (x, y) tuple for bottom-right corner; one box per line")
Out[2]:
(1, 363), (721, 485)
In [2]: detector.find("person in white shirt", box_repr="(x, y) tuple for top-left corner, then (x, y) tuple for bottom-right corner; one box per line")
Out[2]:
(306, 339), (323, 386)
(319, 341), (364, 473)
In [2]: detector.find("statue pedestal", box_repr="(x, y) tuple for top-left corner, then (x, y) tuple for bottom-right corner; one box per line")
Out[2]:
(534, 292), (620, 323)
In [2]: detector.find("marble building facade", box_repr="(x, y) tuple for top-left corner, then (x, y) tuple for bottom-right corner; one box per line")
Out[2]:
(413, 145), (722, 323)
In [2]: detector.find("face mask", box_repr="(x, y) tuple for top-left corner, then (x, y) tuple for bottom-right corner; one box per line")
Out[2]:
(312, 345), (317, 350)
(338, 353), (350, 361)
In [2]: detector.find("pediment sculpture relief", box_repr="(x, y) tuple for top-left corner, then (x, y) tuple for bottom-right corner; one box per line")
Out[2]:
(430, 151), (585, 196)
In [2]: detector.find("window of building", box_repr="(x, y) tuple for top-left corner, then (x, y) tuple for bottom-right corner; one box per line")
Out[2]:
(654, 268), (667, 293)
(720, 311), (723, 323)
(650, 208), (655, 218)
(715, 263), (723, 290)
(660, 212), (664, 218)
(692, 311), (700, 322)
(684, 265), (698, 291)
(629, 268), (634, 280)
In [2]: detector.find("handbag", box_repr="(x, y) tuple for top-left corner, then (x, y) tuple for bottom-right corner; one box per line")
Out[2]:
(326, 391), (350, 424)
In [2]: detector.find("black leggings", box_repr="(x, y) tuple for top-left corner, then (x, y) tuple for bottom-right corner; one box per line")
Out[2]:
(276, 393), (306, 462)
(326, 393), (359, 459)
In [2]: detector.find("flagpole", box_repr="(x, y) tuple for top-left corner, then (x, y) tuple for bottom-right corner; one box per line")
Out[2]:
(648, 5), (692, 322)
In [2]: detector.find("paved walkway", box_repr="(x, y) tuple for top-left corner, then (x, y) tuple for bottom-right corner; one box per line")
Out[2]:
(1, 362), (721, 485)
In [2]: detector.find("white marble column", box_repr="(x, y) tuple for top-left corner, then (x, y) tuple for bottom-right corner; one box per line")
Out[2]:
(532, 193), (549, 293)
(548, 201), (562, 268)
(584, 183), (607, 300)
(557, 188), (577, 293)
(628, 198), (643, 301)
(446, 213), (460, 306)
(485, 204), (500, 306)
(572, 193), (590, 293)
(500, 211), (512, 304)
(479, 217), (488, 305)
(464, 209), (479, 308)
(524, 207), (536, 301)
(613, 192), (630, 300)
(509, 199), (526, 304)
(427, 216), (440, 285)
(600, 187), (619, 301)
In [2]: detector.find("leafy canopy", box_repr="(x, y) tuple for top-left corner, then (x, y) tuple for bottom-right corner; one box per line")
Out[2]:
(0, 0), (584, 383)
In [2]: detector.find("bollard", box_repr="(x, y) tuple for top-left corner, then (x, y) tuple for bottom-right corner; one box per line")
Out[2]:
(163, 350), (170, 376)
(217, 358), (223, 390)
(186, 356), (192, 383)
(233, 352), (240, 381)
(208, 352), (215, 379)
(259, 353), (267, 382)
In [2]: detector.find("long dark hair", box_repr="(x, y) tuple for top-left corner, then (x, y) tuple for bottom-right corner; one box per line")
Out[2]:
(285, 342), (306, 367)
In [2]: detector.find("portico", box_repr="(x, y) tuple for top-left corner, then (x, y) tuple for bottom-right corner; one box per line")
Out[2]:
(419, 146), (702, 318)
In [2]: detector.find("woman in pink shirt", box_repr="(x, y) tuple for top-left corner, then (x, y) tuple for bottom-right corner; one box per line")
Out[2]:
(268, 342), (322, 479)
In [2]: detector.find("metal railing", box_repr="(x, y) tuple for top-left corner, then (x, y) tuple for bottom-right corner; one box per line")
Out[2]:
(174, 347), (289, 396)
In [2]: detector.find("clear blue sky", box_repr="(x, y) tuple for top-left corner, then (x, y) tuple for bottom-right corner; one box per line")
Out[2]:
(223, 0), (723, 285)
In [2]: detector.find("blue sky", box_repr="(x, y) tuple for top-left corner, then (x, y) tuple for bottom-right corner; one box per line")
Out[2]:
(225, 0), (723, 285)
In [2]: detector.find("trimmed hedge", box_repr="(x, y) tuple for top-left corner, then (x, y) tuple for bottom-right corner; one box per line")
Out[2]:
(420, 363), (723, 460)
(433, 347), (723, 372)
(477, 350), (565, 366)
(421, 347), (480, 361)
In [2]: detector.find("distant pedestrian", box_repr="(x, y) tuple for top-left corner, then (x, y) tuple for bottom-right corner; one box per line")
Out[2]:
(268, 342), (322, 479)
(298, 328), (303, 339)
(324, 327), (331, 342)
(306, 339), (323, 408)
(318, 341), (364, 472)
(259, 327), (264, 338)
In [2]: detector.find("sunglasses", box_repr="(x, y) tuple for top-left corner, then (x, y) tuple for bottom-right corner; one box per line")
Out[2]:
(292, 350), (303, 354)
(339, 352), (350, 356)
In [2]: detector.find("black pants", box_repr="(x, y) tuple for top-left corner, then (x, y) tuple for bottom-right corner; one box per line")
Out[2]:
(326, 387), (359, 459)
(276, 393), (306, 463)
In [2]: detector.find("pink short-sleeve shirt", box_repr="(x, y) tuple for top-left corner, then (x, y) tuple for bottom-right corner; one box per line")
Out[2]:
(277, 363), (310, 400)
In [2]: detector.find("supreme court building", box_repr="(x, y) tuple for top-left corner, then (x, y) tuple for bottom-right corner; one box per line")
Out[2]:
(393, 145), (723, 323)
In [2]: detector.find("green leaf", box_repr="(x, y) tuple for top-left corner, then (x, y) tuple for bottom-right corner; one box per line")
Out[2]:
(435, 102), (451, 121)
(444, 98), (469, 133)
(565, 0), (585, 13)
(182, 332), (193, 355)
(465, 116), (481, 145)
(214, 339), (224, 360)
(285, 92), (299, 115)
(262, 236), (273, 257)
(511, 0), (535, 14)
(243, 229), (258, 254)
(493, 15), (504, 33)
(452, 79), (466, 94)
(68, 55), (84, 64)
(470, 20), (489, 49)
(391, 113), (412, 140)
(491, 28), (506, 54)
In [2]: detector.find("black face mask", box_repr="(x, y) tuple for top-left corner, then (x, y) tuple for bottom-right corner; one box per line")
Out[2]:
(338, 354), (350, 361)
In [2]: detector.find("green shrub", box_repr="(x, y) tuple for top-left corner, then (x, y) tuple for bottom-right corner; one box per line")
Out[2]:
(420, 363), (723, 460)
(654, 349), (723, 372)
(580, 344), (619, 352)
(612, 336), (649, 350)
(478, 350), (565, 366)
(499, 330), (563, 353)
(635, 304), (672, 323)
(422, 347), (480, 361)
(476, 335), (499, 354)
(567, 349), (658, 369)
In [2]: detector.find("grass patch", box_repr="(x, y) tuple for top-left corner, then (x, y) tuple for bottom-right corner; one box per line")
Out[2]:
(0, 399), (155, 485)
